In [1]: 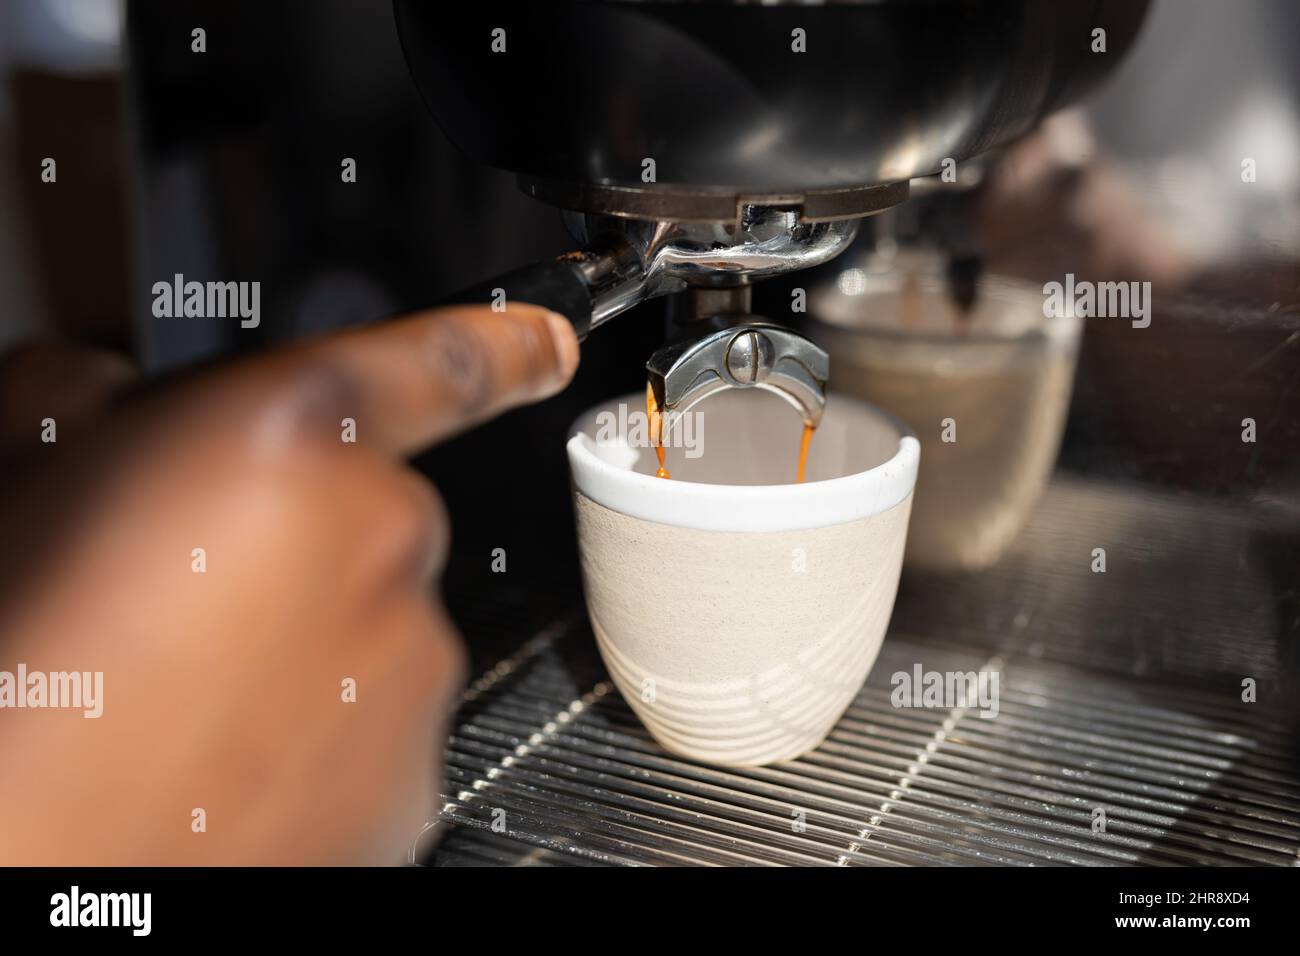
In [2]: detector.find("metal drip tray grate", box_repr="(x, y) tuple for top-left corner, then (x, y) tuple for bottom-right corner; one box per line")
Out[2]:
(431, 622), (1300, 867)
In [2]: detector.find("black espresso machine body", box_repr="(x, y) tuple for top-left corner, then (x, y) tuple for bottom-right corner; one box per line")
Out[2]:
(394, 0), (1149, 203)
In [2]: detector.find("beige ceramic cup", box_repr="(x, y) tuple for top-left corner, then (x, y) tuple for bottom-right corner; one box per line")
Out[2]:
(566, 388), (919, 767)
(812, 272), (1081, 572)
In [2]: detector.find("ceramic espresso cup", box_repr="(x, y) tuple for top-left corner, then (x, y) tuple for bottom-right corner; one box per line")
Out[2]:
(566, 388), (919, 767)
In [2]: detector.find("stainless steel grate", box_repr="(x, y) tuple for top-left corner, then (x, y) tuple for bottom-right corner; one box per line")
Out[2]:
(428, 476), (1300, 866)
(431, 624), (1300, 867)
(889, 477), (1299, 688)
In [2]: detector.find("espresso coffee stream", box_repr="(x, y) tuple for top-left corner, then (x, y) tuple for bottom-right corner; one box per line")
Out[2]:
(646, 382), (814, 484)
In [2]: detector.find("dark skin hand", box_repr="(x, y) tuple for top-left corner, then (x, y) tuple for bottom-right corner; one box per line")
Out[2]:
(0, 304), (579, 864)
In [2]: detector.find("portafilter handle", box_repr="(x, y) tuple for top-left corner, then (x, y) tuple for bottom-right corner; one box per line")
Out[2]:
(439, 256), (600, 339)
(440, 206), (859, 341)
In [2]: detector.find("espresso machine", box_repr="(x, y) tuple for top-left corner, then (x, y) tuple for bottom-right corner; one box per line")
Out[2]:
(394, 0), (1148, 427)
(117, 0), (1299, 868)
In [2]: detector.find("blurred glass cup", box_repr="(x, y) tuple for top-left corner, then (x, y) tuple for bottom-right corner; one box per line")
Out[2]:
(811, 259), (1081, 572)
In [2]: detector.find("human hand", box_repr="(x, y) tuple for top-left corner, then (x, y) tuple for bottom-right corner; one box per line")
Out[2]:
(0, 304), (578, 864)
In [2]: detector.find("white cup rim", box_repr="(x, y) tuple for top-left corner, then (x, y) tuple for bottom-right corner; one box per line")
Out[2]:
(566, 392), (920, 533)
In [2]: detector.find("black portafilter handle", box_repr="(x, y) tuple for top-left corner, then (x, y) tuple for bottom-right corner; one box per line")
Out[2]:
(441, 259), (594, 341)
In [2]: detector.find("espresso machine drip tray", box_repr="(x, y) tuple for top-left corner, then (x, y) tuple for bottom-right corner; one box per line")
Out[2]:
(424, 477), (1300, 867)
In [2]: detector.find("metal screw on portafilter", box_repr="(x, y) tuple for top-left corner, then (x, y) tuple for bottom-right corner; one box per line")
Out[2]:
(725, 328), (773, 385)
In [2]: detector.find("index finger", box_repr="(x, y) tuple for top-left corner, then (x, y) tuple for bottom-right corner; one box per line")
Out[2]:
(269, 303), (580, 456)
